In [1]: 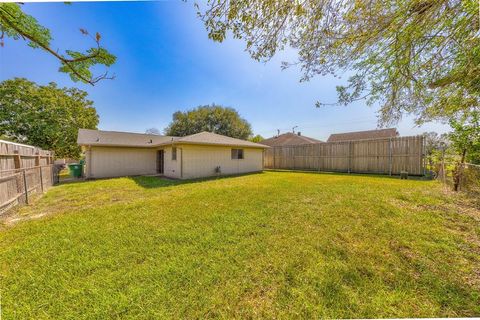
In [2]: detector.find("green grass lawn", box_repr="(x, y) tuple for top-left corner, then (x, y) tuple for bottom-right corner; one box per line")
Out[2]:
(1, 171), (479, 319)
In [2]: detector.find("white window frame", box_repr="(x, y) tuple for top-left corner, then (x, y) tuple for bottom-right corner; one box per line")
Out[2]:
(231, 148), (244, 160)
(172, 147), (177, 161)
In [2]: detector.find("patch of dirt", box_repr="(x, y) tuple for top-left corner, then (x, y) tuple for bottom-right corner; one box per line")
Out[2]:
(0, 194), (51, 230)
(1, 211), (52, 229)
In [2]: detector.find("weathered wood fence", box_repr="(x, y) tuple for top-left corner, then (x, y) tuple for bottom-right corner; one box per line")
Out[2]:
(0, 140), (56, 215)
(264, 136), (425, 175)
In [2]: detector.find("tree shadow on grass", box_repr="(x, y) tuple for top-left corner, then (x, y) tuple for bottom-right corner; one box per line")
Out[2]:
(264, 169), (430, 181)
(130, 171), (267, 189)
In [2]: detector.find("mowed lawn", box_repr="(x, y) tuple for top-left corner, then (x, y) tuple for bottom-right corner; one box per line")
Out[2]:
(1, 171), (479, 319)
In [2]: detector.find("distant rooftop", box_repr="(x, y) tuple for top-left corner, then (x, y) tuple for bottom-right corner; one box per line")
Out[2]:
(327, 128), (399, 142)
(261, 132), (323, 147)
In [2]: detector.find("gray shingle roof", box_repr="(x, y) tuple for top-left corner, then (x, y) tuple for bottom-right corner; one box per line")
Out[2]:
(77, 129), (268, 149)
(172, 131), (268, 148)
(327, 128), (399, 142)
(77, 129), (173, 147)
(261, 132), (323, 147)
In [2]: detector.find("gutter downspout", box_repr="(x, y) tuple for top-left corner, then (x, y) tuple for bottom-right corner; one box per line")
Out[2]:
(180, 147), (183, 179)
(262, 149), (265, 170)
(86, 145), (92, 178)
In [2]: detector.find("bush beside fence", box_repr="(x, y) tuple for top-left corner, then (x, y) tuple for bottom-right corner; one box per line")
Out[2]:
(437, 162), (480, 196)
(460, 163), (480, 195)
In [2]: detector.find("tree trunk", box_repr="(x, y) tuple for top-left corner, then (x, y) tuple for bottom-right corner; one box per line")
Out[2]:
(453, 149), (467, 191)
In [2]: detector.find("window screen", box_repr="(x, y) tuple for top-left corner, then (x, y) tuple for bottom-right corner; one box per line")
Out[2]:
(172, 147), (177, 160)
(231, 149), (244, 159)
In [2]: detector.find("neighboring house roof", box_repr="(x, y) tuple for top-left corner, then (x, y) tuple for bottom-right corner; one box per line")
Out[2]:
(327, 128), (399, 142)
(261, 132), (323, 147)
(77, 129), (268, 149)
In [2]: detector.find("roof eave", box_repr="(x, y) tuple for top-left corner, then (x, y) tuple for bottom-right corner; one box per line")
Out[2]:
(78, 140), (270, 149)
(157, 141), (269, 149)
(78, 143), (162, 148)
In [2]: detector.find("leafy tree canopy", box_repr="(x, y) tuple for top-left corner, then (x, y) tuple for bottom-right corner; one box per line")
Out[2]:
(449, 110), (480, 164)
(164, 104), (252, 139)
(0, 3), (115, 85)
(0, 78), (99, 158)
(198, 0), (480, 125)
(423, 131), (449, 167)
(248, 134), (264, 143)
(145, 128), (161, 135)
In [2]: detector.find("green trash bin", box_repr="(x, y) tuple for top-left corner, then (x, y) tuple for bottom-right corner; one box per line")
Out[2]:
(68, 163), (83, 178)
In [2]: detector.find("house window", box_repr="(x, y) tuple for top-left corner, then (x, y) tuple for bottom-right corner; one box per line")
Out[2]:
(231, 149), (244, 159)
(172, 147), (177, 161)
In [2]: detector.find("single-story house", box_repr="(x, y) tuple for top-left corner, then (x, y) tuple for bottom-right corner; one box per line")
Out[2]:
(327, 128), (399, 142)
(77, 129), (269, 179)
(261, 132), (323, 147)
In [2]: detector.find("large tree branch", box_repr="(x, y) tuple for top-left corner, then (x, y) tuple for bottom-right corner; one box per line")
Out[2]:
(0, 7), (113, 85)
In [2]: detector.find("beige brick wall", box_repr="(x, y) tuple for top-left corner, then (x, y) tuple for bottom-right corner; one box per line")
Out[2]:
(180, 145), (263, 179)
(163, 146), (182, 179)
(86, 145), (264, 180)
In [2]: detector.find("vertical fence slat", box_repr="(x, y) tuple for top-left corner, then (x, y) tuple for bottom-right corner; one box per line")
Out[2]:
(0, 140), (55, 215)
(263, 136), (424, 176)
(39, 166), (44, 193)
(22, 169), (29, 205)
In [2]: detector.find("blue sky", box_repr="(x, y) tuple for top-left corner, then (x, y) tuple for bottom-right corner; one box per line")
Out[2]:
(0, 1), (449, 140)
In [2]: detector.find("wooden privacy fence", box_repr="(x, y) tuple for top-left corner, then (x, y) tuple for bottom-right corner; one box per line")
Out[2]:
(264, 136), (425, 175)
(0, 140), (56, 214)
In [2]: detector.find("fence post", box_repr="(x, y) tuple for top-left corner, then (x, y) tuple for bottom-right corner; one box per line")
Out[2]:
(35, 152), (40, 167)
(23, 169), (29, 205)
(389, 138), (393, 176)
(421, 135), (426, 176)
(405, 137), (409, 173)
(13, 150), (21, 169)
(348, 141), (352, 174)
(292, 147), (295, 170)
(39, 166), (44, 193)
(13, 150), (23, 202)
(273, 147), (276, 169)
(52, 164), (57, 185)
